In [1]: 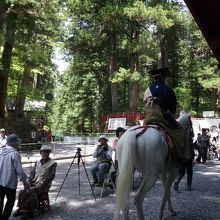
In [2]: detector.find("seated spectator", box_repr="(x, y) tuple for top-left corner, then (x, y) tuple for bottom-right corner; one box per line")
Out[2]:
(0, 128), (7, 148)
(90, 135), (112, 187)
(13, 145), (57, 217)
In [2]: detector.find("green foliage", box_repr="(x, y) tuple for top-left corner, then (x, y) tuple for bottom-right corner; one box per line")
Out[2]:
(112, 67), (141, 82)
(3, 0), (220, 135)
(174, 87), (191, 112)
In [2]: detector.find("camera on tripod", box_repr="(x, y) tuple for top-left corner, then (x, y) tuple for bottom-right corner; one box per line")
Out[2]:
(55, 145), (96, 201)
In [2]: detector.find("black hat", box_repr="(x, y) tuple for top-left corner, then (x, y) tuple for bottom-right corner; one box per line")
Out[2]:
(7, 134), (21, 145)
(116, 127), (126, 137)
(148, 67), (170, 78)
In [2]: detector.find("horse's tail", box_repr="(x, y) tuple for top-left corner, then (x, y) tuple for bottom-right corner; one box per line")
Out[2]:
(114, 130), (136, 219)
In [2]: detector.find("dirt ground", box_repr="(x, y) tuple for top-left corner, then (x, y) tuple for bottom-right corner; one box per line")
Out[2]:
(9, 143), (220, 220)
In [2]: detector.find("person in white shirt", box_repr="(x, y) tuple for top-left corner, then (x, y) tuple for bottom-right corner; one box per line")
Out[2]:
(0, 128), (7, 148)
(0, 134), (27, 220)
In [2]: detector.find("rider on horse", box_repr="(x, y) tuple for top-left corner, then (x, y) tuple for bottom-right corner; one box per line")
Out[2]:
(143, 67), (190, 162)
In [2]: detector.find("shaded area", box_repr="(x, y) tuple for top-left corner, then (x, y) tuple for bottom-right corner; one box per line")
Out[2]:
(184, 0), (220, 64)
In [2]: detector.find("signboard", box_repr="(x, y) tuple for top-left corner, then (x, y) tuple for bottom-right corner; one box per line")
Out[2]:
(108, 118), (126, 131)
(203, 111), (215, 118)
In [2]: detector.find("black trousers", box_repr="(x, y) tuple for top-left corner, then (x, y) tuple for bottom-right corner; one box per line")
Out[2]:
(175, 159), (193, 187)
(0, 185), (16, 220)
(196, 147), (207, 163)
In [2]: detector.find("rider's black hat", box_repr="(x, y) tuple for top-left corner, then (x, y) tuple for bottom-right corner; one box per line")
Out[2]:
(148, 67), (170, 78)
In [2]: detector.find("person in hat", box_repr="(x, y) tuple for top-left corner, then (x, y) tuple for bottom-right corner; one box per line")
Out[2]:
(90, 135), (112, 187)
(0, 128), (7, 148)
(143, 67), (189, 161)
(0, 134), (27, 220)
(112, 127), (126, 170)
(14, 145), (57, 217)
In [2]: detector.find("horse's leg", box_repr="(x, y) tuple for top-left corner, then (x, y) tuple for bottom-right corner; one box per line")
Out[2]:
(160, 173), (175, 215)
(134, 176), (157, 220)
(159, 169), (177, 220)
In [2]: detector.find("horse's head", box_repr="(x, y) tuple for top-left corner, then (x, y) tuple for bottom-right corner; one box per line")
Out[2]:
(177, 111), (192, 130)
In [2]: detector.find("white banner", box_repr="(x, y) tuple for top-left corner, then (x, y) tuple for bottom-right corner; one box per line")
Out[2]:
(108, 118), (126, 131)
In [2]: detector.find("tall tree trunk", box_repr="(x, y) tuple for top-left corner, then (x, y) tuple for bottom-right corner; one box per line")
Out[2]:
(0, 10), (17, 117)
(128, 27), (139, 112)
(0, 0), (9, 30)
(158, 30), (170, 85)
(194, 81), (200, 113)
(15, 64), (32, 117)
(128, 53), (139, 112)
(109, 32), (119, 113)
(158, 31), (168, 67)
(211, 88), (217, 112)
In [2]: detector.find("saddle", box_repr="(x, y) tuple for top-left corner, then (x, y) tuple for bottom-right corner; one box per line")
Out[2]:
(131, 125), (179, 167)
(132, 124), (174, 147)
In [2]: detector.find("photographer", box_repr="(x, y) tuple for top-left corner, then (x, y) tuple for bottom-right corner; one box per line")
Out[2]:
(90, 135), (112, 187)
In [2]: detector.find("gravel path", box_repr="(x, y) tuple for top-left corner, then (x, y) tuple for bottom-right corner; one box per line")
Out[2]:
(10, 144), (220, 220)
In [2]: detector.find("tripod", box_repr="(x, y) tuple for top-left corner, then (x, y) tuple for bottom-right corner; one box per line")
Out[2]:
(55, 147), (96, 201)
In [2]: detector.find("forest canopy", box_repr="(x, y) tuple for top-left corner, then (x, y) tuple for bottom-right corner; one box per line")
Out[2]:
(0, 0), (220, 138)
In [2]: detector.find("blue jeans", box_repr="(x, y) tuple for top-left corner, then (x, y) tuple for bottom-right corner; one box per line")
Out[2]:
(90, 163), (111, 183)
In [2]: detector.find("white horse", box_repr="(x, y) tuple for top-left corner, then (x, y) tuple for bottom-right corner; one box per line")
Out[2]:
(114, 113), (191, 220)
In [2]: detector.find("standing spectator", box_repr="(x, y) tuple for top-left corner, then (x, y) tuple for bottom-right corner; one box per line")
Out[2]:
(206, 128), (211, 160)
(195, 133), (201, 163)
(47, 129), (52, 143)
(90, 135), (112, 187)
(0, 134), (27, 220)
(0, 128), (7, 148)
(210, 137), (218, 160)
(174, 125), (195, 191)
(112, 127), (126, 170)
(197, 128), (210, 164)
(39, 128), (47, 143)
